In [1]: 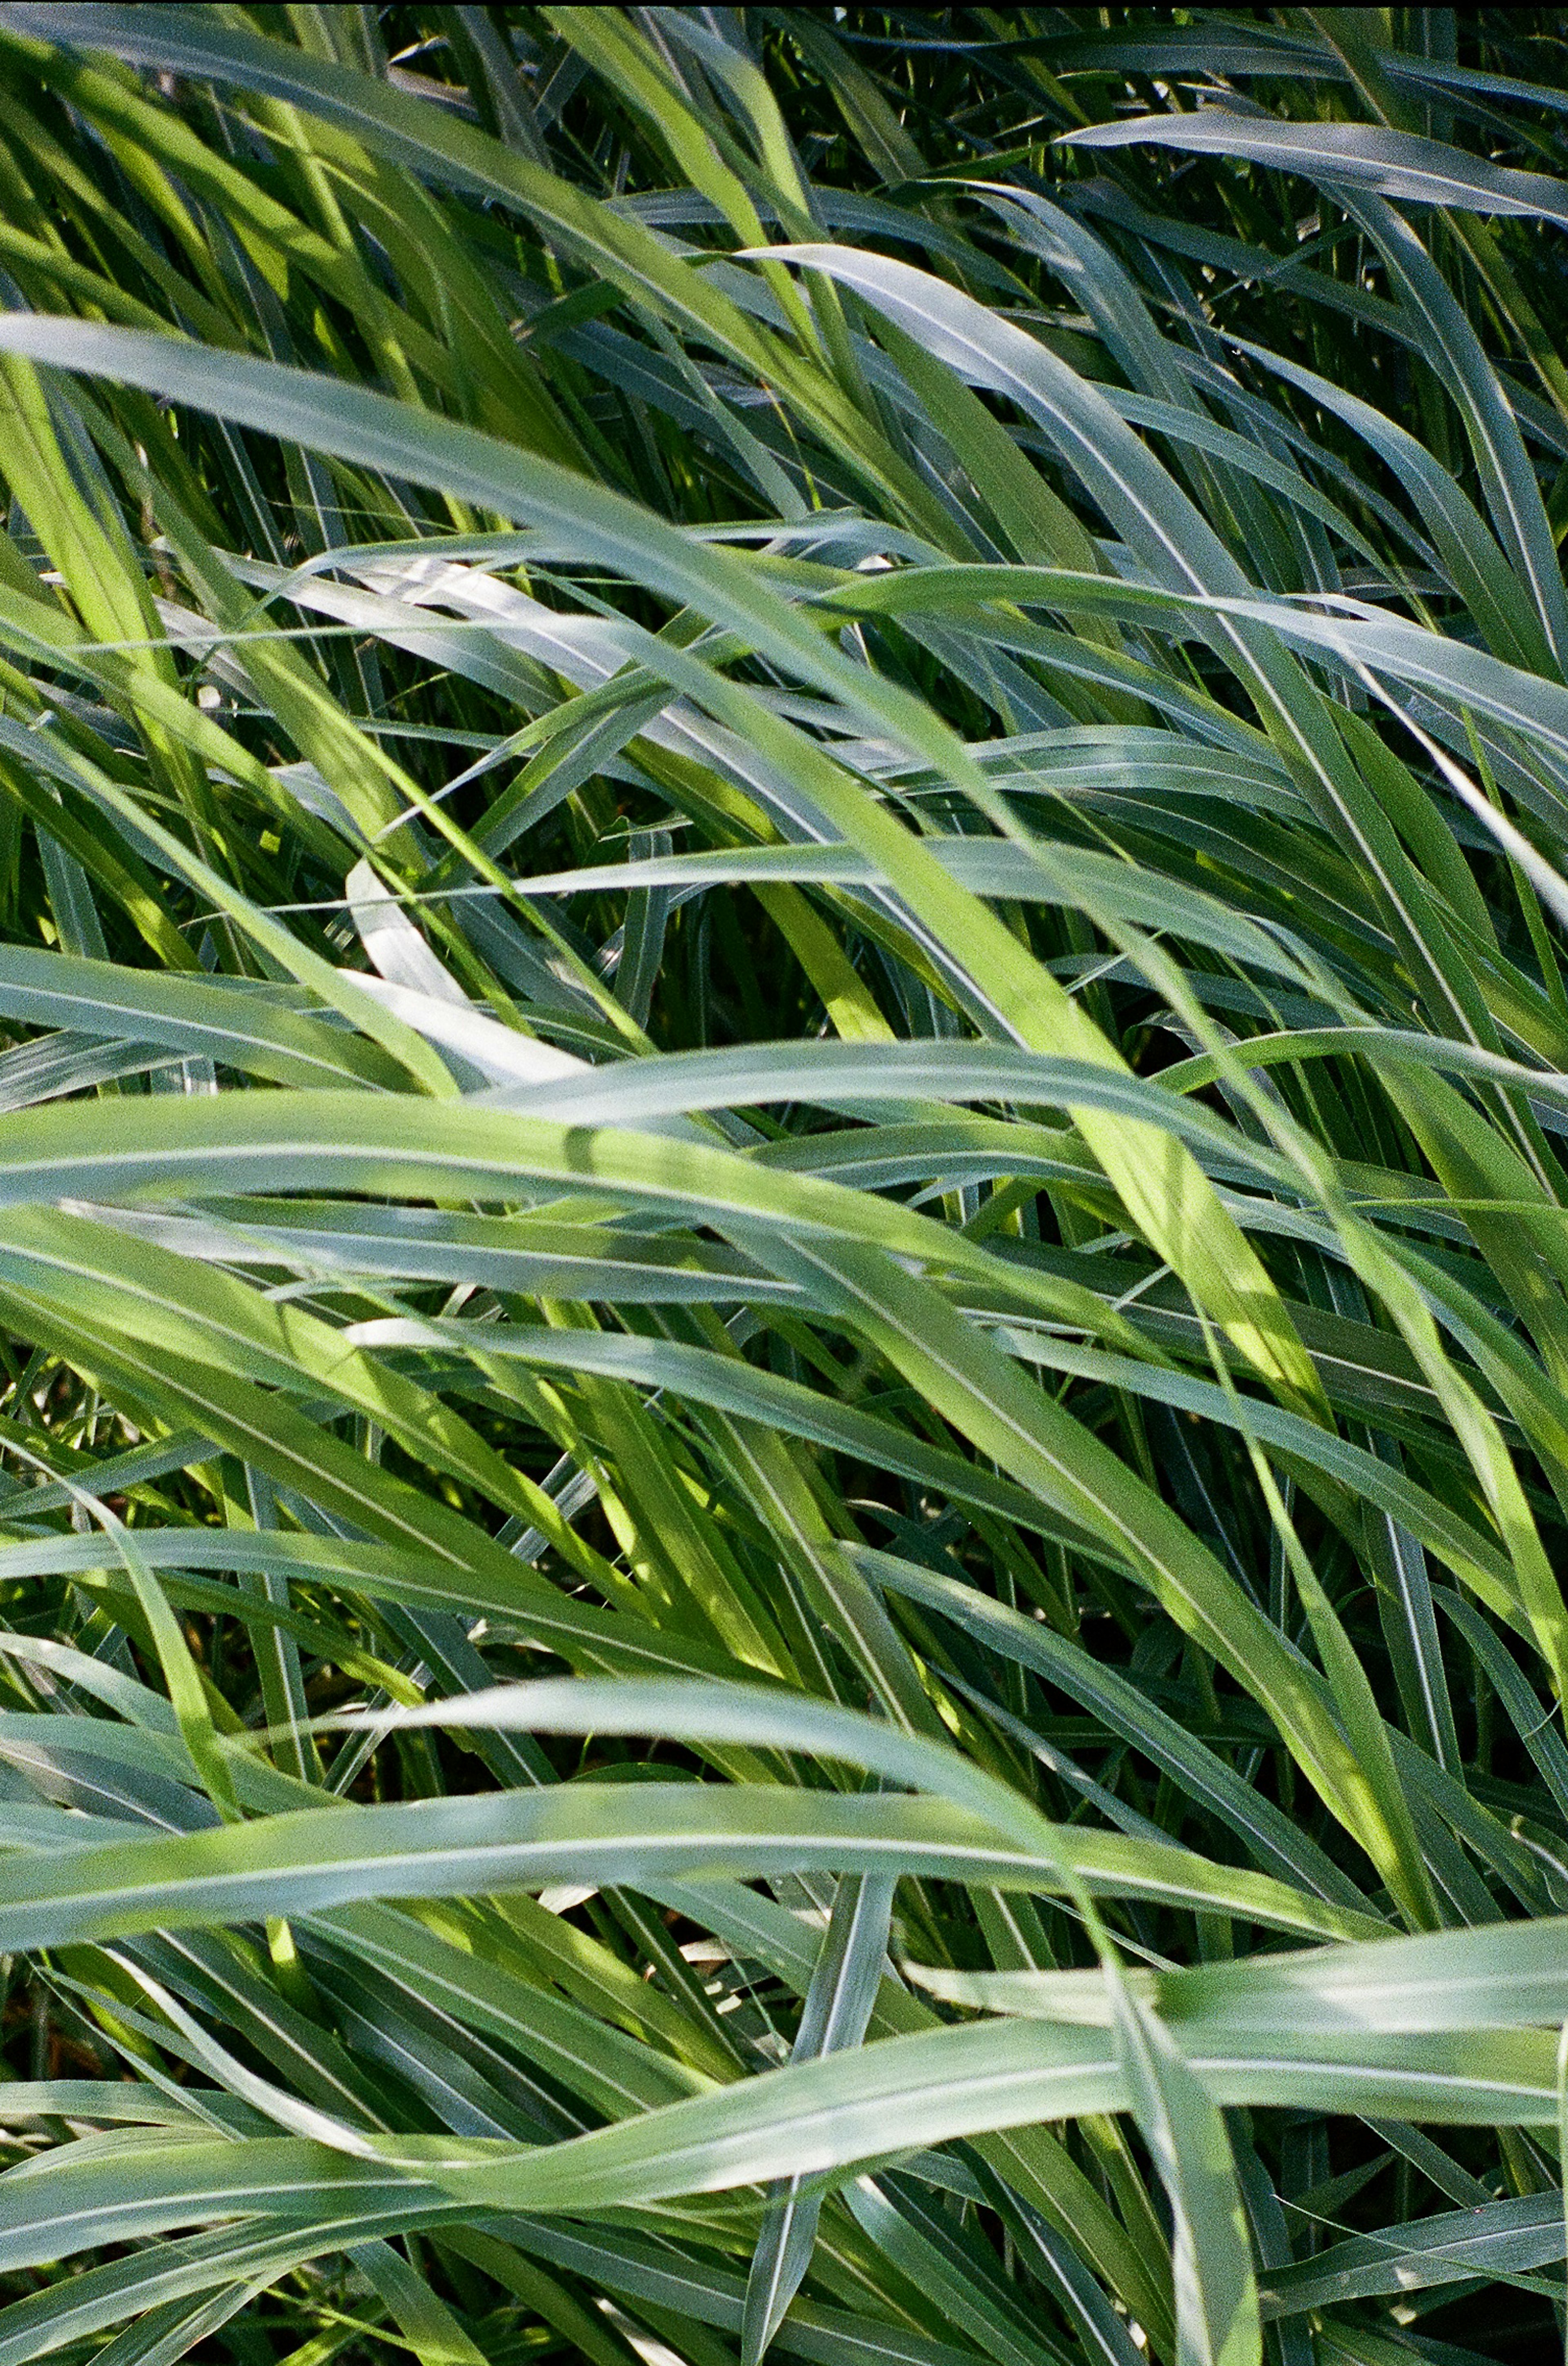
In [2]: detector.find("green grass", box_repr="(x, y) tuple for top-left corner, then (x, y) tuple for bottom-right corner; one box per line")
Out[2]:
(2, 7), (1568, 2363)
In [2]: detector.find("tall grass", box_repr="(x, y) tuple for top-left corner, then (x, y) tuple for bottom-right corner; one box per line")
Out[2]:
(0, 8), (1566, 2363)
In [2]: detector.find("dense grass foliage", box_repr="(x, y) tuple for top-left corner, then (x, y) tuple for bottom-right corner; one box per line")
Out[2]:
(7, 7), (1568, 2363)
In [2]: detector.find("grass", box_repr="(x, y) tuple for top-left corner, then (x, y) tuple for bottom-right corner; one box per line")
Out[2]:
(0, 6), (1567, 2363)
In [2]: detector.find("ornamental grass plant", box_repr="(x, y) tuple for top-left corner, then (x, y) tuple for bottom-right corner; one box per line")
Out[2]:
(0, 9), (1567, 2364)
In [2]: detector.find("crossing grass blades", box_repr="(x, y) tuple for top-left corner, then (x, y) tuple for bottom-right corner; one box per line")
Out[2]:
(0, 9), (1567, 2365)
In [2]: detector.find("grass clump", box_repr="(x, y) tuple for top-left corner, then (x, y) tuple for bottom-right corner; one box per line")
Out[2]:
(0, 9), (1566, 2364)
